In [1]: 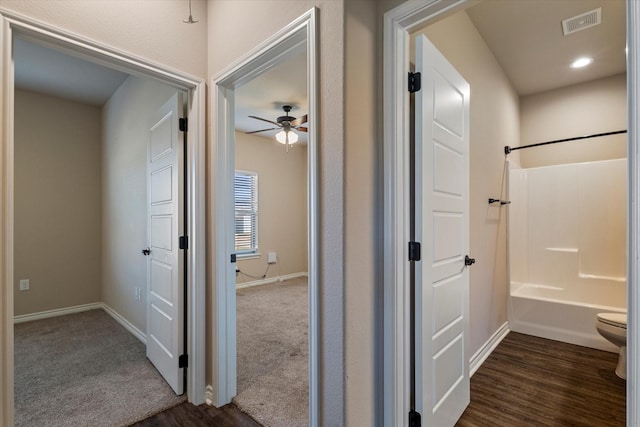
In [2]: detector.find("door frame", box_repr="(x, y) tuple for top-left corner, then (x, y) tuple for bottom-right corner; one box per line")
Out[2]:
(0, 10), (207, 426)
(383, 1), (640, 426)
(211, 8), (319, 426)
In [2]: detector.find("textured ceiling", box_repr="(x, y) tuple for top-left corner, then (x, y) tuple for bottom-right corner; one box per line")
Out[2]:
(14, 37), (129, 106)
(14, 1), (623, 117)
(13, 36), (308, 146)
(466, 0), (626, 95)
(234, 51), (308, 143)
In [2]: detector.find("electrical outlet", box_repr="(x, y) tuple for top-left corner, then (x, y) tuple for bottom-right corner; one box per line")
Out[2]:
(267, 252), (277, 264)
(135, 287), (141, 301)
(19, 279), (29, 291)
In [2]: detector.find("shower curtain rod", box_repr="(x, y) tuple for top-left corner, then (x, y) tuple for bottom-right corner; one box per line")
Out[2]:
(504, 129), (627, 155)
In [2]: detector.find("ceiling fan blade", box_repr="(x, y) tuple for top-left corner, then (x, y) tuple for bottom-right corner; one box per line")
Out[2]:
(245, 127), (279, 134)
(249, 115), (280, 126)
(291, 114), (308, 127)
(296, 126), (308, 133)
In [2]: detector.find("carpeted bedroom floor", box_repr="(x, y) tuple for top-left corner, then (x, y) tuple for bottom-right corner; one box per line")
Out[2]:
(233, 277), (309, 427)
(14, 309), (184, 427)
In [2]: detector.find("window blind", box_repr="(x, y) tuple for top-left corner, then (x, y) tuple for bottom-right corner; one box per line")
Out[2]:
(234, 171), (258, 253)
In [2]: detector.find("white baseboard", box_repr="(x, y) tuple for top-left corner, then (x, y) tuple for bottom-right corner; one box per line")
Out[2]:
(205, 385), (215, 406)
(236, 271), (308, 289)
(14, 302), (148, 345)
(102, 303), (147, 344)
(13, 302), (103, 324)
(469, 321), (510, 377)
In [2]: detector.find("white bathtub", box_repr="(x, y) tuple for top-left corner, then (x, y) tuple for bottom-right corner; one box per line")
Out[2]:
(508, 160), (627, 353)
(509, 281), (626, 352)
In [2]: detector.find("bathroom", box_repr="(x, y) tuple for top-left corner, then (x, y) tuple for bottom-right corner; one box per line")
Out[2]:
(501, 5), (628, 377)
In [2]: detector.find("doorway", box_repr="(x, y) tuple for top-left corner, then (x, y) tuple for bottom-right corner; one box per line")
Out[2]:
(0, 12), (206, 425)
(212, 9), (319, 426)
(232, 48), (309, 425)
(384, 0), (638, 425)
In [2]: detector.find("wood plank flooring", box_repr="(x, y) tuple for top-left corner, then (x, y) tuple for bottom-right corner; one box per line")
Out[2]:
(457, 332), (626, 426)
(133, 332), (625, 426)
(130, 403), (261, 427)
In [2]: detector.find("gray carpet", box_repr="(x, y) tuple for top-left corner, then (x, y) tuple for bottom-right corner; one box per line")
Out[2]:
(233, 278), (309, 426)
(14, 309), (184, 427)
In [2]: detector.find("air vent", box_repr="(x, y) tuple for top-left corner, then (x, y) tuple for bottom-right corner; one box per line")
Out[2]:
(562, 8), (601, 36)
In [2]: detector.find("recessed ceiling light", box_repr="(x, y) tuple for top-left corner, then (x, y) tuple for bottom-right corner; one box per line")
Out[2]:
(571, 57), (594, 69)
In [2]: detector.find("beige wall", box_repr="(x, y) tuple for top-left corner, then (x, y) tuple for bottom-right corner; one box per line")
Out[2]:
(344, 1), (379, 425)
(5, 1), (527, 424)
(208, 2), (346, 422)
(234, 132), (307, 284)
(412, 10), (520, 356)
(14, 89), (102, 315)
(520, 73), (627, 168)
(0, 0), (208, 79)
(102, 75), (179, 333)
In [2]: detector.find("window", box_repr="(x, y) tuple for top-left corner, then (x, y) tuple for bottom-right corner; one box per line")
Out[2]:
(234, 171), (258, 255)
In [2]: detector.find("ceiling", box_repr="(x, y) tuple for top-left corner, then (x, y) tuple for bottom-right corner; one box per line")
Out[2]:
(234, 51), (308, 143)
(13, 36), (308, 144)
(466, 0), (626, 96)
(12, 0), (626, 120)
(14, 37), (129, 106)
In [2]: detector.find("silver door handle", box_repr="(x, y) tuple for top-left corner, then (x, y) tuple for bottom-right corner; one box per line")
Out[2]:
(142, 247), (151, 256)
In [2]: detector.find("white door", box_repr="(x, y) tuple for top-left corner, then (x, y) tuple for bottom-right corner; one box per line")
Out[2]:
(146, 92), (185, 395)
(414, 34), (471, 426)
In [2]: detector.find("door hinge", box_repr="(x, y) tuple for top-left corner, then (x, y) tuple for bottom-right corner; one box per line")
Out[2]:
(408, 72), (422, 93)
(179, 117), (188, 132)
(465, 255), (476, 266)
(409, 410), (421, 427)
(408, 241), (421, 262)
(179, 236), (188, 250)
(179, 354), (188, 368)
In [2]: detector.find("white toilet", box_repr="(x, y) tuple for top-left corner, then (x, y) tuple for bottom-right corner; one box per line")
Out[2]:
(596, 312), (627, 379)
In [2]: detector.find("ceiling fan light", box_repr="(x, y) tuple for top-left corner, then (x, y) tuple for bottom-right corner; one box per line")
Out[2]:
(276, 129), (298, 144)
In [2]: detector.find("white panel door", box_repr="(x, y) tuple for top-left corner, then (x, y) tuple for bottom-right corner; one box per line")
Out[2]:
(147, 92), (184, 395)
(414, 34), (470, 426)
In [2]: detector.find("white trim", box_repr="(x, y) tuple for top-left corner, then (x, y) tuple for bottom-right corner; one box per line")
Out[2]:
(469, 322), (509, 377)
(205, 385), (215, 406)
(628, 1), (640, 426)
(0, 8), (201, 88)
(382, 1), (480, 426)
(102, 304), (147, 345)
(12, 301), (148, 351)
(236, 272), (309, 289)
(0, 14), (14, 427)
(212, 8), (319, 426)
(0, 11), (208, 423)
(385, 2), (637, 427)
(236, 253), (261, 260)
(186, 79), (207, 408)
(13, 303), (102, 324)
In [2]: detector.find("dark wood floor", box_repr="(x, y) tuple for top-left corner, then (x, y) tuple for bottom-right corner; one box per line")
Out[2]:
(132, 332), (625, 426)
(457, 332), (626, 426)
(130, 402), (261, 427)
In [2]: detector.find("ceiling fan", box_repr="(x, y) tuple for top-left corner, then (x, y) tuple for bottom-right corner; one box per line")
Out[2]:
(246, 105), (308, 149)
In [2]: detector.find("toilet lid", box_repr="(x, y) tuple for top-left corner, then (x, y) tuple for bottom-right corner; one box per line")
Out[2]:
(597, 312), (627, 328)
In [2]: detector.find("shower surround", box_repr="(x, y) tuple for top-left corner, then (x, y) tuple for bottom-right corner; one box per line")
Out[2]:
(508, 158), (626, 351)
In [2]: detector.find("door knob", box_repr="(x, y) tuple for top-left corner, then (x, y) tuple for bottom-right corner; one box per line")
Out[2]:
(464, 255), (475, 266)
(142, 247), (151, 256)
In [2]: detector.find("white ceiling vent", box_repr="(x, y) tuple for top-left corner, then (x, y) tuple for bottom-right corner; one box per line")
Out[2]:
(562, 8), (602, 36)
